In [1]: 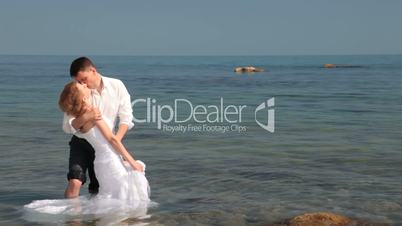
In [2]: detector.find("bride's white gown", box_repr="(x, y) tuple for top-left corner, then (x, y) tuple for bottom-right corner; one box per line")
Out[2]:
(24, 118), (153, 217)
(83, 118), (150, 202)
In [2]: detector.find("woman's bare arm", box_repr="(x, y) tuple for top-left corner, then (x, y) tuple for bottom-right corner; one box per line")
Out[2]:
(94, 119), (144, 172)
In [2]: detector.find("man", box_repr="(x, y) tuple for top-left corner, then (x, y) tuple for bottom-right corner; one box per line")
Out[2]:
(63, 57), (134, 198)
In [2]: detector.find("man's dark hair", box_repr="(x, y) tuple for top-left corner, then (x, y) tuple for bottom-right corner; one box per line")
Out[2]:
(70, 57), (95, 77)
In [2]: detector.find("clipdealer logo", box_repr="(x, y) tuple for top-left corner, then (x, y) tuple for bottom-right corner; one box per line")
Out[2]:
(131, 97), (275, 133)
(255, 97), (275, 133)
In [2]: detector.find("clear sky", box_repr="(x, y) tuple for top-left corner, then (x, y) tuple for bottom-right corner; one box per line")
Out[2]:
(1, 0), (402, 55)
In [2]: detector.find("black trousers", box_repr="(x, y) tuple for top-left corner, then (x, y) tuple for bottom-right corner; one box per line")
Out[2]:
(67, 135), (99, 193)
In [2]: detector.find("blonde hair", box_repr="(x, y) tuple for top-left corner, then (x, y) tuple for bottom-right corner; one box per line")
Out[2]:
(58, 81), (87, 117)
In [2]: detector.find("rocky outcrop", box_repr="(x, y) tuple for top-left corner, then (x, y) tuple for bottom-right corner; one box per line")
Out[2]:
(324, 64), (337, 68)
(234, 66), (264, 73)
(268, 212), (391, 226)
(288, 212), (351, 226)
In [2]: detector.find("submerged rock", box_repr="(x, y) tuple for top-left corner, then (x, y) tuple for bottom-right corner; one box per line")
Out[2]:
(288, 212), (351, 226)
(234, 66), (264, 73)
(267, 212), (391, 226)
(324, 64), (362, 68)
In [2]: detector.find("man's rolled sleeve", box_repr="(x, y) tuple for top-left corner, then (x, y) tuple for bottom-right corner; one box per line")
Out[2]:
(118, 81), (134, 130)
(62, 113), (78, 134)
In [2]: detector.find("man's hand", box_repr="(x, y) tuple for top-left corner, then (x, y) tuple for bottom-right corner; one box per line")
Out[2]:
(91, 107), (102, 122)
(71, 107), (102, 131)
(83, 107), (101, 123)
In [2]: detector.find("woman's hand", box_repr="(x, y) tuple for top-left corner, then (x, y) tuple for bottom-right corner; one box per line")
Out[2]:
(130, 161), (145, 172)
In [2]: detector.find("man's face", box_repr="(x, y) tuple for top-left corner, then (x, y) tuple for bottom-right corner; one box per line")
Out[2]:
(75, 82), (91, 99)
(74, 67), (97, 89)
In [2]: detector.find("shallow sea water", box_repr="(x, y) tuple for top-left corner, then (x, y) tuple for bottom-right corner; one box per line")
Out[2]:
(0, 55), (401, 225)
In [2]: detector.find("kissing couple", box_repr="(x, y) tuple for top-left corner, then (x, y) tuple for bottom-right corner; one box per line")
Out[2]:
(25, 57), (153, 215)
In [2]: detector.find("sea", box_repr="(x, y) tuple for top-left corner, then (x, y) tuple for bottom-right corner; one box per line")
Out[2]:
(0, 55), (401, 225)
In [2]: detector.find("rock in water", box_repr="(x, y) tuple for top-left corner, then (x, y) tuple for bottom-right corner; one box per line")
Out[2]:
(324, 64), (362, 69)
(324, 64), (336, 68)
(267, 212), (391, 226)
(288, 212), (351, 226)
(234, 66), (264, 73)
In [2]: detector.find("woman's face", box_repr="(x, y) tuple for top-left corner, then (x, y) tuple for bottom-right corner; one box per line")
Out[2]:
(76, 82), (91, 100)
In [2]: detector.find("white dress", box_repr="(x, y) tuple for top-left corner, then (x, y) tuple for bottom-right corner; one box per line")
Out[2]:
(82, 118), (150, 202)
(24, 118), (154, 219)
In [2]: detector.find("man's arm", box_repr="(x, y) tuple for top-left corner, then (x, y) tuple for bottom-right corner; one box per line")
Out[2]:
(71, 113), (92, 131)
(62, 108), (101, 134)
(115, 80), (134, 141)
(63, 113), (75, 134)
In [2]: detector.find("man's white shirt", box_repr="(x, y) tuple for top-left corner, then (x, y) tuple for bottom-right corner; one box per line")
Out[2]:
(62, 76), (134, 137)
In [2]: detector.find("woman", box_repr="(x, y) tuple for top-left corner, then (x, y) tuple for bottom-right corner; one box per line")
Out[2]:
(25, 81), (152, 216)
(59, 81), (150, 201)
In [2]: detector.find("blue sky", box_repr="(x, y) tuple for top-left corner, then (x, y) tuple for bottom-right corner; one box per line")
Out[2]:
(1, 0), (402, 55)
